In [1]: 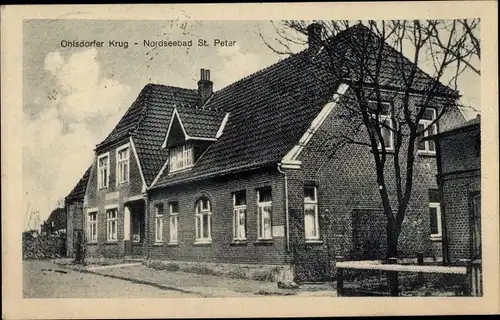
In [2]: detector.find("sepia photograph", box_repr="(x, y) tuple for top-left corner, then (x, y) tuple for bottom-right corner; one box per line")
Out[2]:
(2, 2), (499, 319)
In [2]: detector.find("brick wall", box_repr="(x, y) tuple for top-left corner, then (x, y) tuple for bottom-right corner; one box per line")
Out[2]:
(439, 126), (481, 262)
(65, 201), (83, 257)
(85, 137), (146, 258)
(285, 89), (465, 281)
(147, 168), (290, 265)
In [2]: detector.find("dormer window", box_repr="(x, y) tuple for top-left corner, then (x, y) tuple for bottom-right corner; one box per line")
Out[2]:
(169, 144), (194, 172)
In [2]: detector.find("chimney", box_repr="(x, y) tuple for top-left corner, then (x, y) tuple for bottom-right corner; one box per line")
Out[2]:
(307, 23), (323, 54)
(198, 68), (213, 108)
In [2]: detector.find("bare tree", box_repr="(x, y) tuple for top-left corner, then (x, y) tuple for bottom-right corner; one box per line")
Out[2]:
(25, 206), (41, 232)
(263, 20), (480, 263)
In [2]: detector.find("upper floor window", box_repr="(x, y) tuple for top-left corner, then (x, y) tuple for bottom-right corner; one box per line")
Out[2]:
(368, 101), (394, 151)
(169, 144), (194, 173)
(304, 186), (320, 241)
(195, 198), (212, 243)
(233, 191), (247, 241)
(418, 108), (437, 153)
(116, 144), (130, 184)
(257, 188), (273, 240)
(97, 153), (110, 189)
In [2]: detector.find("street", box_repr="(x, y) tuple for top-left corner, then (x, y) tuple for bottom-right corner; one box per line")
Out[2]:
(23, 260), (197, 298)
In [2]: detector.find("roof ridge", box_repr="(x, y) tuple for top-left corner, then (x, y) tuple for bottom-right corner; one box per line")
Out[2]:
(145, 83), (197, 93)
(212, 49), (309, 98)
(327, 23), (458, 97)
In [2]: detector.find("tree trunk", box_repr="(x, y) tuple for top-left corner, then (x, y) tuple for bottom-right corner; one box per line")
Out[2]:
(386, 218), (399, 259)
(386, 219), (400, 296)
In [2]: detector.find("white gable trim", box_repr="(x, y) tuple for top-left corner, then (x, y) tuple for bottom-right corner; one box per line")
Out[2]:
(149, 158), (170, 189)
(161, 107), (189, 149)
(215, 113), (230, 139)
(282, 83), (349, 164)
(186, 136), (217, 141)
(129, 136), (147, 191)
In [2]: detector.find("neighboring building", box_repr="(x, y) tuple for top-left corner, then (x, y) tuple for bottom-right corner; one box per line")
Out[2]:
(41, 208), (66, 235)
(428, 116), (481, 264)
(65, 166), (91, 258)
(80, 23), (467, 281)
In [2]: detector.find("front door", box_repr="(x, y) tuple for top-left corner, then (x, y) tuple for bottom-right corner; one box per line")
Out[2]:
(124, 200), (145, 258)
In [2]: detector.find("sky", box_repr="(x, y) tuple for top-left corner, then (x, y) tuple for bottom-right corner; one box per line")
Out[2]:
(22, 20), (480, 229)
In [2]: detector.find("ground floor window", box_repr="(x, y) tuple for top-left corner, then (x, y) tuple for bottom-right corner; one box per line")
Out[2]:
(304, 186), (320, 240)
(106, 208), (118, 242)
(233, 191), (247, 240)
(169, 202), (179, 244)
(195, 198), (211, 242)
(155, 203), (164, 243)
(429, 189), (442, 239)
(257, 188), (272, 240)
(87, 211), (97, 242)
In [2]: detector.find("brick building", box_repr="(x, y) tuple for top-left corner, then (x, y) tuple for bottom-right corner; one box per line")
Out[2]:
(77, 23), (467, 281)
(428, 116), (481, 264)
(41, 208), (66, 235)
(65, 166), (91, 257)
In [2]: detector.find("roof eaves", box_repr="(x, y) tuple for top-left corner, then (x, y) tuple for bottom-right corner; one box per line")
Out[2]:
(154, 161), (277, 189)
(424, 118), (480, 140)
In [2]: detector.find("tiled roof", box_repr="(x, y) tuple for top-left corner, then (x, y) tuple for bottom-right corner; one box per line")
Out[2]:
(153, 24), (459, 188)
(65, 166), (91, 202)
(175, 106), (227, 139)
(128, 85), (200, 185)
(95, 84), (199, 186)
(324, 24), (457, 96)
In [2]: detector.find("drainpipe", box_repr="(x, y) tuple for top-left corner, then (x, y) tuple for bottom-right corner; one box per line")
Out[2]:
(277, 163), (290, 253)
(435, 138), (450, 265)
(142, 190), (151, 261)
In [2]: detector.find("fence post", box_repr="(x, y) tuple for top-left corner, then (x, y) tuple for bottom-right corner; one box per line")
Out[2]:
(336, 256), (344, 296)
(462, 259), (472, 296)
(417, 253), (424, 286)
(387, 257), (399, 296)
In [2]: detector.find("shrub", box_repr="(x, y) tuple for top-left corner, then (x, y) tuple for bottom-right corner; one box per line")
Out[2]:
(181, 265), (218, 276)
(163, 263), (180, 272)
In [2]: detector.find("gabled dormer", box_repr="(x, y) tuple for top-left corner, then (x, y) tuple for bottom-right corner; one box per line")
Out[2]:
(162, 106), (229, 173)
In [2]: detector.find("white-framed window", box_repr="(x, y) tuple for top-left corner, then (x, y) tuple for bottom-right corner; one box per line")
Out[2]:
(116, 144), (130, 185)
(106, 208), (118, 242)
(155, 203), (164, 243)
(368, 101), (394, 151)
(169, 202), (179, 244)
(429, 189), (442, 239)
(233, 191), (247, 241)
(257, 188), (273, 240)
(169, 144), (194, 172)
(87, 211), (98, 243)
(429, 203), (442, 238)
(304, 186), (320, 240)
(195, 198), (211, 242)
(418, 108), (437, 153)
(97, 153), (110, 189)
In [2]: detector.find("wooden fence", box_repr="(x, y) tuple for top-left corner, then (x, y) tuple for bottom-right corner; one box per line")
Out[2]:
(336, 257), (482, 297)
